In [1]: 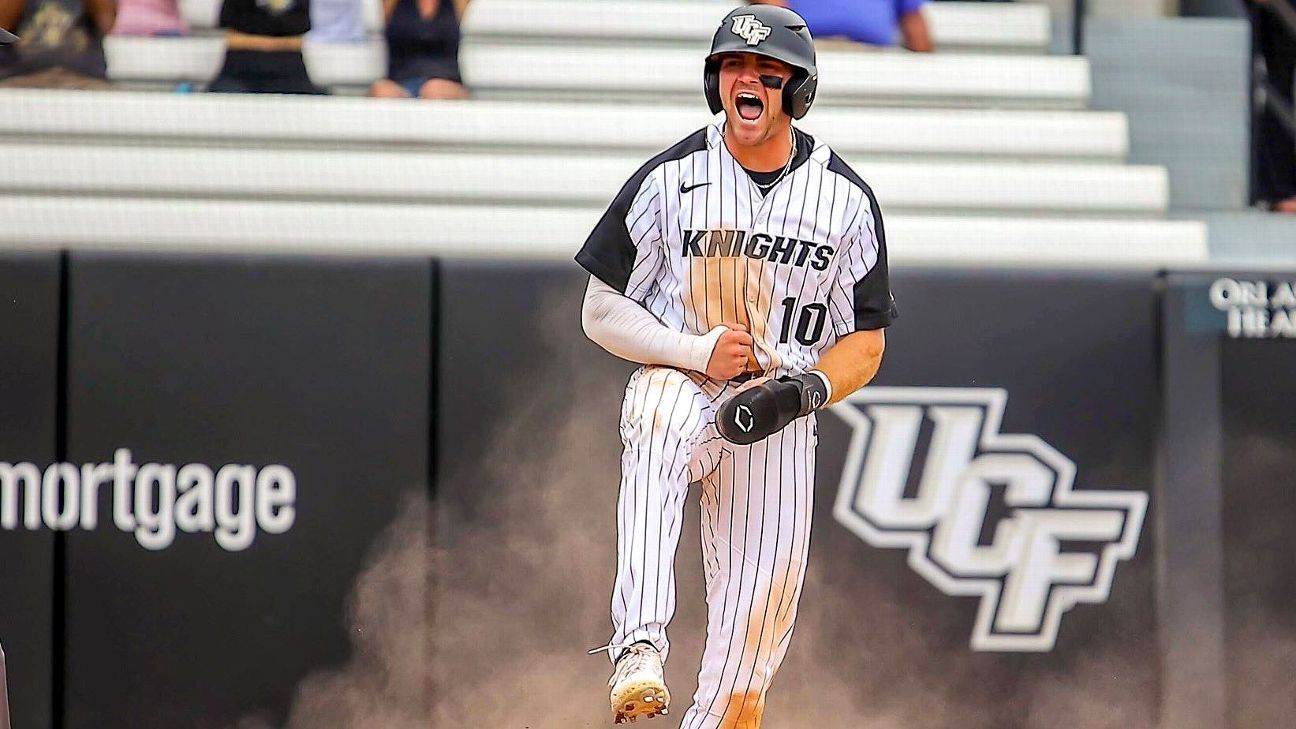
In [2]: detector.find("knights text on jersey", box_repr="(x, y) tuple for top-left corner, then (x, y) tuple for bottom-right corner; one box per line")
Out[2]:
(576, 123), (896, 377)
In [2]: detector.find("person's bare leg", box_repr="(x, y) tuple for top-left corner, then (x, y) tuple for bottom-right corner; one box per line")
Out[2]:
(418, 78), (469, 100)
(369, 79), (412, 98)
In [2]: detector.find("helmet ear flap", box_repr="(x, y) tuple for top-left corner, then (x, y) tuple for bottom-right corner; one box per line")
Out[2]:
(783, 71), (818, 120)
(704, 59), (723, 115)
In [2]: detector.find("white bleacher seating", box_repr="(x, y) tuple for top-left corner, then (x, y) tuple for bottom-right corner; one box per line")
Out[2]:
(0, 195), (1209, 269)
(920, 2), (1052, 53)
(461, 0), (1051, 54)
(176, 0), (219, 33)
(104, 35), (225, 84)
(0, 0), (1206, 270)
(103, 35), (384, 87)
(103, 39), (1089, 108)
(0, 143), (1167, 216)
(361, 0), (382, 34)
(458, 44), (1089, 108)
(0, 90), (1128, 162)
(111, 1), (1084, 105)
(298, 38), (387, 86)
(176, 0), (1050, 53)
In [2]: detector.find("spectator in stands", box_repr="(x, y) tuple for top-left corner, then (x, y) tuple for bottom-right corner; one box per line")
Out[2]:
(370, 0), (467, 99)
(0, 0), (115, 88)
(307, 0), (364, 44)
(1248, 0), (1296, 213)
(110, 0), (184, 36)
(209, 0), (327, 94)
(750, 0), (933, 52)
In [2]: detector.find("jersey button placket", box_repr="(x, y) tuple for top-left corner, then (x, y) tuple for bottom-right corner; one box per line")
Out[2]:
(748, 203), (770, 306)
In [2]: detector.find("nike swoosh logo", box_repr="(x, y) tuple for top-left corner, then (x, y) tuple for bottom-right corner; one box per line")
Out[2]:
(681, 181), (711, 194)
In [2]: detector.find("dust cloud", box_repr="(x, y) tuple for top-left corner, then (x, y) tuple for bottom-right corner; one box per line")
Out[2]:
(234, 495), (434, 729)
(239, 287), (1296, 729)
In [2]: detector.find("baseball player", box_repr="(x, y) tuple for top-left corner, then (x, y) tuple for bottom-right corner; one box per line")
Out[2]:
(579, 5), (894, 726)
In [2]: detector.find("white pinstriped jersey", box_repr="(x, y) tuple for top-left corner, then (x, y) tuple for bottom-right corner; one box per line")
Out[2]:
(577, 122), (896, 377)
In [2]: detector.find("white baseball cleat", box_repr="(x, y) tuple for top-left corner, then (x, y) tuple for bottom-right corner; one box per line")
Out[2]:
(591, 642), (671, 724)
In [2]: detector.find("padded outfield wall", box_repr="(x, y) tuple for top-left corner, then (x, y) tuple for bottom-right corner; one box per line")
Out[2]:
(0, 255), (1292, 729)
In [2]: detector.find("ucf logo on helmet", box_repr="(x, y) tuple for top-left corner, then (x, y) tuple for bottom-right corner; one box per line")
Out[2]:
(731, 15), (772, 46)
(830, 388), (1147, 652)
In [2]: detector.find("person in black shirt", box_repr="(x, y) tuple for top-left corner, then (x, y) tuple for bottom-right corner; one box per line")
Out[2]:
(369, 0), (466, 100)
(209, 0), (326, 95)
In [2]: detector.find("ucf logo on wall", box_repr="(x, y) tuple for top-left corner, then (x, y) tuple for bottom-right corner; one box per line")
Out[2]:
(830, 388), (1147, 652)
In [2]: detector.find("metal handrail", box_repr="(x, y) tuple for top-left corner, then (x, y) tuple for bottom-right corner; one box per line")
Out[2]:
(1073, 0), (1087, 55)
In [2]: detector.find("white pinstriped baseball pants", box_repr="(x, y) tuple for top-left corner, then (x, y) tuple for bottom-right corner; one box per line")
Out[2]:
(609, 366), (816, 729)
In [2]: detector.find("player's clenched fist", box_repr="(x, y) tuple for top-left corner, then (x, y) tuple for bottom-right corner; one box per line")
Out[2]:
(716, 373), (830, 445)
(705, 322), (754, 380)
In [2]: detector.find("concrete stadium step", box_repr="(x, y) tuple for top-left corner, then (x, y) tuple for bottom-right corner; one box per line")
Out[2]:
(0, 90), (1128, 163)
(0, 144), (1167, 217)
(101, 37), (1090, 108)
(460, 0), (1052, 54)
(0, 195), (1208, 269)
(460, 43), (1090, 109)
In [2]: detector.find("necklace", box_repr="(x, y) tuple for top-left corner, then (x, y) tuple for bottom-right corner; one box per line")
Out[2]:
(752, 130), (797, 194)
(723, 126), (798, 194)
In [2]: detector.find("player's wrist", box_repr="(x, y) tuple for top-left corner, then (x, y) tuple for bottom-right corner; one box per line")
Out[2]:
(692, 326), (731, 373)
(779, 371), (831, 416)
(808, 369), (833, 405)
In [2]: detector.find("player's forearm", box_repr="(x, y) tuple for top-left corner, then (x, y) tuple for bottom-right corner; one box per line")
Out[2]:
(814, 329), (885, 405)
(581, 276), (725, 372)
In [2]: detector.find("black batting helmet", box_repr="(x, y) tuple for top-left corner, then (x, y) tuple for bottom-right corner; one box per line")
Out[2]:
(704, 5), (819, 120)
(0, 28), (17, 45)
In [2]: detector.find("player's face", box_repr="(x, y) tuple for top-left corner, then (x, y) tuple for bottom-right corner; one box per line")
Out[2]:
(717, 53), (794, 149)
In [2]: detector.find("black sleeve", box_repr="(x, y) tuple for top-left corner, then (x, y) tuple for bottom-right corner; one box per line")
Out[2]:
(221, 0), (312, 36)
(575, 172), (654, 294)
(853, 190), (898, 331)
(827, 151), (897, 331)
(218, 0), (243, 30)
(575, 128), (708, 294)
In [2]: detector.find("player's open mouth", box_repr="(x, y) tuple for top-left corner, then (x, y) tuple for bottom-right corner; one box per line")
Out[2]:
(736, 92), (764, 122)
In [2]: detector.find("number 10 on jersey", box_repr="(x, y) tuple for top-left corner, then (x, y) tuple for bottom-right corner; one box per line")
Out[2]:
(779, 297), (828, 346)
